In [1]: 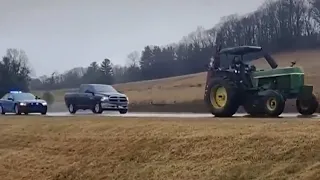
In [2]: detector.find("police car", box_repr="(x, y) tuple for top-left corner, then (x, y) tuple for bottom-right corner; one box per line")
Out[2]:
(0, 91), (48, 115)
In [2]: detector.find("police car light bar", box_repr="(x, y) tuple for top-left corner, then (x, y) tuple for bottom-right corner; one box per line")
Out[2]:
(10, 91), (22, 93)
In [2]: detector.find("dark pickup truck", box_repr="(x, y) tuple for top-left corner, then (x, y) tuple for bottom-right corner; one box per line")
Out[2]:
(64, 84), (129, 114)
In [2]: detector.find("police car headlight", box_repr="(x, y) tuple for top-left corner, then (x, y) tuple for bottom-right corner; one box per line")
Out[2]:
(101, 97), (108, 101)
(19, 102), (26, 106)
(42, 102), (47, 106)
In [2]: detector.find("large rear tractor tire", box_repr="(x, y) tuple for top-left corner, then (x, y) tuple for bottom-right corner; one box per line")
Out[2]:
(296, 94), (319, 115)
(204, 78), (241, 117)
(262, 90), (285, 117)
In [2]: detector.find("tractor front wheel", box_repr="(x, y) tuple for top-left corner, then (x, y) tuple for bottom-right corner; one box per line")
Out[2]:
(205, 78), (240, 117)
(262, 90), (285, 117)
(296, 94), (319, 115)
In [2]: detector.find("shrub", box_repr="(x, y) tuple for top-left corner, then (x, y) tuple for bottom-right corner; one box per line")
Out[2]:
(42, 91), (54, 105)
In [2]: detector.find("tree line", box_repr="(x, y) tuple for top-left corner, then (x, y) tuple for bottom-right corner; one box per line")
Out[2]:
(0, 49), (31, 97)
(3, 0), (320, 93)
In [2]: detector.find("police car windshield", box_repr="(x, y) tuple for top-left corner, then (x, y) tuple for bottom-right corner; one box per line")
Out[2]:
(13, 93), (36, 100)
(93, 85), (117, 93)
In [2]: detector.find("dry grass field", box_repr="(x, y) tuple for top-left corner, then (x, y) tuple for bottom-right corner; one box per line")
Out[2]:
(33, 49), (320, 112)
(1, 116), (320, 180)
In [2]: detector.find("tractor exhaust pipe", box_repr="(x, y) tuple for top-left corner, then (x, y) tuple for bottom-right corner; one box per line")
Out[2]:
(264, 54), (278, 69)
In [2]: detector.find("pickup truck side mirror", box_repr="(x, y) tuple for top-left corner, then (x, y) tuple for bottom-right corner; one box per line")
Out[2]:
(35, 96), (40, 99)
(8, 97), (13, 101)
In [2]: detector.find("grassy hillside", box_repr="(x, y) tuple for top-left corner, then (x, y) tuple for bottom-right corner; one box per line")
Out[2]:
(1, 116), (320, 180)
(33, 49), (320, 112)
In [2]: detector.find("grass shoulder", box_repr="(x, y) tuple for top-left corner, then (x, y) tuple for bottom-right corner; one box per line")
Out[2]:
(1, 116), (320, 179)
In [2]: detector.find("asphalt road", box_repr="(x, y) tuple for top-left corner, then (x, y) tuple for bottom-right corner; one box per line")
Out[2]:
(39, 111), (320, 118)
(43, 102), (320, 119)
(1, 106), (318, 118)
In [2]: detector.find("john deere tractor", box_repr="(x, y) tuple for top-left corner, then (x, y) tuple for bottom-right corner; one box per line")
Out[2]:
(204, 45), (319, 117)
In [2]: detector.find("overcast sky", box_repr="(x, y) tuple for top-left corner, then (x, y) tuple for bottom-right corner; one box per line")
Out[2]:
(0, 0), (265, 77)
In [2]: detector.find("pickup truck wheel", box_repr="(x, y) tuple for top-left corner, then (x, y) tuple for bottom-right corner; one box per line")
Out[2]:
(68, 104), (77, 114)
(119, 109), (128, 114)
(93, 103), (103, 114)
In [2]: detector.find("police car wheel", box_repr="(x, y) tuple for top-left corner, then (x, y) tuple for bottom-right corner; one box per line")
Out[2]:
(14, 104), (21, 115)
(0, 105), (4, 115)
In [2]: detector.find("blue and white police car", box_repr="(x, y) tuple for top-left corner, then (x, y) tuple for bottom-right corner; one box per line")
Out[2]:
(0, 91), (48, 115)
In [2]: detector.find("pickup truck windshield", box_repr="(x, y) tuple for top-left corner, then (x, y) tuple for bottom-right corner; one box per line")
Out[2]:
(93, 84), (118, 93)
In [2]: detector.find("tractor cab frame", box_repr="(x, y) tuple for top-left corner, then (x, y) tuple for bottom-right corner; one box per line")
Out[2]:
(207, 46), (275, 90)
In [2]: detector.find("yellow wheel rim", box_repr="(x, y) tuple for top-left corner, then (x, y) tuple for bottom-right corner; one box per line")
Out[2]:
(267, 98), (277, 111)
(210, 86), (228, 109)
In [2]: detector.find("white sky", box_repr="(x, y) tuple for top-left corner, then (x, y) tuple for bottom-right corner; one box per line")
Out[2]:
(0, 0), (265, 77)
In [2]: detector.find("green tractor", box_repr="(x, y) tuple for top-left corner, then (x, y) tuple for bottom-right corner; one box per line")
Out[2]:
(204, 45), (319, 117)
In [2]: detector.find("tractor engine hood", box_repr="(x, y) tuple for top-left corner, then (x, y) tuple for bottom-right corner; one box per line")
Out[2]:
(252, 66), (304, 79)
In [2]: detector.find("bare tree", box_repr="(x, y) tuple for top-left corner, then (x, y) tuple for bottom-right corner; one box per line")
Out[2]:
(126, 51), (140, 67)
(310, 0), (320, 23)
